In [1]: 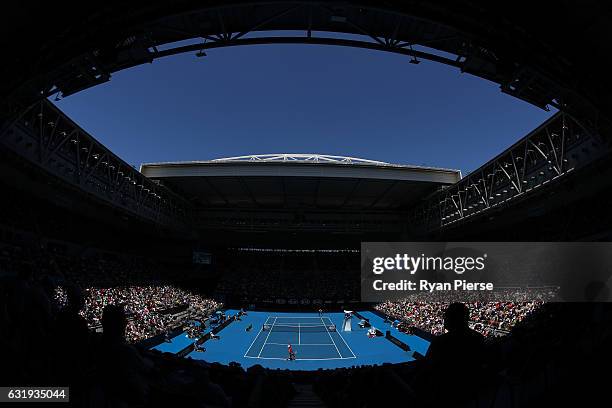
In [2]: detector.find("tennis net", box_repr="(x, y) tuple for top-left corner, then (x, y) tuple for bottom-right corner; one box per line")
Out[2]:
(262, 323), (336, 332)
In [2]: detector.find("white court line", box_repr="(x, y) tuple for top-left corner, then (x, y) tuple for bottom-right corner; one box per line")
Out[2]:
(243, 326), (265, 358)
(244, 316), (275, 357)
(321, 317), (343, 359)
(257, 317), (277, 358)
(323, 316), (357, 358)
(266, 342), (334, 346)
(264, 324), (330, 328)
(298, 324), (301, 345)
(244, 355), (357, 361)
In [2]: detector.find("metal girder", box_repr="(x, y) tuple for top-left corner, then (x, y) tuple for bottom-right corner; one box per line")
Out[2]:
(341, 179), (362, 208)
(410, 111), (608, 231)
(238, 176), (260, 207)
(212, 153), (391, 165)
(0, 99), (191, 228)
(202, 177), (229, 206)
(367, 180), (399, 209)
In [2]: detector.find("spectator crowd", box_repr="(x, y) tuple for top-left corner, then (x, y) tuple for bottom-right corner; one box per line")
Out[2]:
(56, 285), (221, 342)
(2, 238), (611, 407)
(376, 290), (551, 337)
(215, 249), (360, 304)
(0, 264), (295, 407)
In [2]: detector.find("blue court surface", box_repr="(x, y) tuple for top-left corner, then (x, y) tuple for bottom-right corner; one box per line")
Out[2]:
(153, 331), (197, 354)
(244, 316), (356, 361)
(179, 310), (430, 370)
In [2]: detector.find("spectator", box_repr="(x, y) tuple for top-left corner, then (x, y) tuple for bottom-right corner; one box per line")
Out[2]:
(419, 303), (488, 405)
(98, 304), (155, 406)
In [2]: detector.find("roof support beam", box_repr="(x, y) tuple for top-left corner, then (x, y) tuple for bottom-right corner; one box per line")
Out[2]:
(202, 177), (229, 206)
(341, 179), (362, 208)
(238, 177), (260, 207)
(313, 177), (321, 208)
(367, 180), (399, 209)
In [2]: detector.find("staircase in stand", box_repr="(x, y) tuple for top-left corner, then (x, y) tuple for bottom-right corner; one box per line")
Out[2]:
(288, 384), (326, 408)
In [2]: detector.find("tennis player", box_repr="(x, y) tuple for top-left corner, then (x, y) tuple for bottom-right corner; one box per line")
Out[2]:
(287, 344), (296, 360)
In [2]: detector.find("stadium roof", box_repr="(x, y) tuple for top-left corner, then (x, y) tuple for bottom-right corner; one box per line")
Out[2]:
(140, 154), (460, 210)
(3, 0), (610, 134)
(212, 154), (391, 166)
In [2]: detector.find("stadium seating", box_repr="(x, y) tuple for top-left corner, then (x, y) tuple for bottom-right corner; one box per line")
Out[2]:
(1, 181), (611, 407)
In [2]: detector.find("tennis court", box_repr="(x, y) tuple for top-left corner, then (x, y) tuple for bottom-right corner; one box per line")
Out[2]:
(184, 310), (430, 370)
(244, 316), (356, 360)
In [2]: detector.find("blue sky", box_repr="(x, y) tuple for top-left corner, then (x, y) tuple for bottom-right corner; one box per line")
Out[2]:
(54, 43), (554, 174)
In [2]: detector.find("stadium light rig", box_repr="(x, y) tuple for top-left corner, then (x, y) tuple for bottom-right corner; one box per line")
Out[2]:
(408, 44), (420, 64)
(196, 39), (208, 58)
